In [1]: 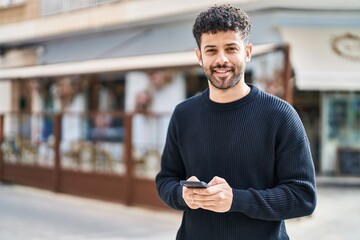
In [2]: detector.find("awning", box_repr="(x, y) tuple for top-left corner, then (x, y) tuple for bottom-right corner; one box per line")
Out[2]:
(0, 43), (282, 80)
(279, 27), (360, 91)
(0, 51), (198, 80)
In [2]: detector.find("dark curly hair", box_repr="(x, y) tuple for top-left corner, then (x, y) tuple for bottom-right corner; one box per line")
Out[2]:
(192, 4), (252, 48)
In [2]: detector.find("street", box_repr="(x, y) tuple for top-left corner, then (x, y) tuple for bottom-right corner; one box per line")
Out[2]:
(0, 178), (360, 240)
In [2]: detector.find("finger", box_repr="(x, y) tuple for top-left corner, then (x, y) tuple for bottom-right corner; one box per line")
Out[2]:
(187, 176), (200, 181)
(183, 194), (200, 209)
(193, 187), (219, 196)
(191, 194), (216, 201)
(192, 191), (224, 201)
(196, 201), (217, 207)
(207, 176), (226, 186)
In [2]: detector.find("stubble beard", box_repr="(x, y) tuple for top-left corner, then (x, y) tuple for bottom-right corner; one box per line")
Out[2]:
(203, 64), (244, 90)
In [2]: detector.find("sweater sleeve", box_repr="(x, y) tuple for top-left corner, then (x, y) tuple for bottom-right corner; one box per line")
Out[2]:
(230, 107), (317, 221)
(155, 110), (189, 211)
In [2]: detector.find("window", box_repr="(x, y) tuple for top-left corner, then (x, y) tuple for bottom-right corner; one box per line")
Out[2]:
(0, 0), (25, 8)
(322, 92), (360, 175)
(40, 0), (121, 16)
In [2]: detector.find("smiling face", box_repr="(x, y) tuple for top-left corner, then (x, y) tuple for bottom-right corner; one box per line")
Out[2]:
(195, 31), (252, 91)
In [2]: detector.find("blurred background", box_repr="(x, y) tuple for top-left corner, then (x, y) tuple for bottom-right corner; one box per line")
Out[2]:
(0, 0), (359, 210)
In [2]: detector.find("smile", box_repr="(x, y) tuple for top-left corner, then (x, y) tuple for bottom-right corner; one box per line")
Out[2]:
(214, 69), (231, 73)
(212, 68), (233, 77)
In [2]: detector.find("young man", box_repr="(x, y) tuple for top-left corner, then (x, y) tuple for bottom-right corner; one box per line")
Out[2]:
(156, 4), (316, 240)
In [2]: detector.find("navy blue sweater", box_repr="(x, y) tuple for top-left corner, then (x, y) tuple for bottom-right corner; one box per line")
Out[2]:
(156, 85), (316, 240)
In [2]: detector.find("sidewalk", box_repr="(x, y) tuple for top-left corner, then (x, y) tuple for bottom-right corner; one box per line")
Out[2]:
(287, 178), (360, 240)
(0, 182), (181, 240)
(1, 176), (360, 240)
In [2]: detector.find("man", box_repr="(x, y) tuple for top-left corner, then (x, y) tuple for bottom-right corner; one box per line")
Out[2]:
(156, 4), (316, 240)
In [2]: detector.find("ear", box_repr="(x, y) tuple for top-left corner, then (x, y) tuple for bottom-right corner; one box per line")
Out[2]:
(195, 48), (203, 66)
(245, 43), (253, 63)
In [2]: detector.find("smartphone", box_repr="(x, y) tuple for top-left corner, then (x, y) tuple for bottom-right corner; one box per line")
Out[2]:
(180, 180), (208, 188)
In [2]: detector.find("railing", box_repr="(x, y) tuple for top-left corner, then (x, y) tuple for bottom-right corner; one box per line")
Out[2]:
(0, 111), (171, 207)
(40, 0), (122, 16)
(0, 111), (170, 177)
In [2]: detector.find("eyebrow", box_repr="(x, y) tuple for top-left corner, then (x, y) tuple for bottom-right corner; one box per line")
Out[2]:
(225, 43), (240, 47)
(203, 43), (240, 49)
(203, 44), (216, 49)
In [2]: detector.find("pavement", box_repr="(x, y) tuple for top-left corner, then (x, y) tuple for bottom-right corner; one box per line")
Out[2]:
(0, 176), (360, 240)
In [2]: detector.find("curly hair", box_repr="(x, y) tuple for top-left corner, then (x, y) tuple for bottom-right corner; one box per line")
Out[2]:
(192, 4), (252, 48)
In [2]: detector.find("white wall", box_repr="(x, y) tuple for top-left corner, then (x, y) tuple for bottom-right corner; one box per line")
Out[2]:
(0, 80), (11, 112)
(125, 71), (186, 113)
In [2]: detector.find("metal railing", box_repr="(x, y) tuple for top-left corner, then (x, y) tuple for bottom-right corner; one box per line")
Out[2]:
(40, 0), (123, 16)
(0, 111), (171, 207)
(0, 111), (170, 178)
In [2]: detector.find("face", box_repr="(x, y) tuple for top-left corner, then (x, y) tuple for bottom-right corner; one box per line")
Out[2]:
(195, 31), (252, 90)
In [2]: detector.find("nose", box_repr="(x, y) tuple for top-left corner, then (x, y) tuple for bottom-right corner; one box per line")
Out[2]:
(215, 51), (229, 65)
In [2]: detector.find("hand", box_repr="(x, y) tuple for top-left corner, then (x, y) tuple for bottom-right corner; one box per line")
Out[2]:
(182, 176), (233, 213)
(182, 176), (201, 210)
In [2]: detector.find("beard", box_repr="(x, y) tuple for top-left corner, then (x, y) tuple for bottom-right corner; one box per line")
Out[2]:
(203, 63), (244, 90)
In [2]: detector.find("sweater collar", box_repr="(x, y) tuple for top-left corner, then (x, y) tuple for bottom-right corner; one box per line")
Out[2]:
(201, 84), (259, 111)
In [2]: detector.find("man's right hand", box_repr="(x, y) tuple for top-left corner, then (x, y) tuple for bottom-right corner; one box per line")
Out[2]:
(182, 176), (201, 209)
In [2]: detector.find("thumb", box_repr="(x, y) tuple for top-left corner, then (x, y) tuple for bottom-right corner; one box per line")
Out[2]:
(187, 176), (200, 181)
(208, 176), (226, 186)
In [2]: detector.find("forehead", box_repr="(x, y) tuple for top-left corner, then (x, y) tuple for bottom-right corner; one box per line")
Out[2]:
(200, 30), (244, 48)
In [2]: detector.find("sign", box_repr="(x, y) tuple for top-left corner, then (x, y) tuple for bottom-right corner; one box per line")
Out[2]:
(331, 33), (360, 61)
(337, 148), (360, 176)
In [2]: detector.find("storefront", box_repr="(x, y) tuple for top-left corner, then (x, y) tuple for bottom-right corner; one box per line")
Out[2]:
(0, 42), (291, 208)
(281, 27), (360, 175)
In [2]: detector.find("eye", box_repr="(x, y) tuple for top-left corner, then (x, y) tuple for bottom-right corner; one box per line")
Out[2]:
(205, 49), (217, 54)
(227, 47), (238, 52)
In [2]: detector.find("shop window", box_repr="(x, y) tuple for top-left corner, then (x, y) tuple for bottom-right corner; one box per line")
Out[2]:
(87, 74), (125, 142)
(322, 93), (360, 175)
(324, 94), (360, 143)
(10, 75), (127, 174)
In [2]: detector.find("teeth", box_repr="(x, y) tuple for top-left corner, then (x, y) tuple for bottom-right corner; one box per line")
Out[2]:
(216, 69), (228, 73)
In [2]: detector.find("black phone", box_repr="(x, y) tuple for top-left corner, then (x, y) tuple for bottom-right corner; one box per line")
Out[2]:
(180, 180), (208, 188)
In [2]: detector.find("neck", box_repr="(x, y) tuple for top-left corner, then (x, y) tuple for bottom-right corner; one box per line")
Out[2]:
(209, 81), (250, 103)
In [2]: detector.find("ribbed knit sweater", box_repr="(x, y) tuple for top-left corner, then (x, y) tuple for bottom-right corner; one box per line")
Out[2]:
(156, 84), (317, 240)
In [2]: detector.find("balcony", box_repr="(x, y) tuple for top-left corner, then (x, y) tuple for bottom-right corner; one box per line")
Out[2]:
(0, 0), (25, 9)
(41, 0), (122, 16)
